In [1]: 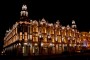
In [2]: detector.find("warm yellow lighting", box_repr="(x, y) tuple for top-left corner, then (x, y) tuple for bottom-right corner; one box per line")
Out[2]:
(20, 35), (22, 40)
(20, 32), (22, 40)
(24, 32), (27, 42)
(41, 43), (43, 46)
(49, 43), (53, 47)
(4, 7), (90, 56)
(33, 37), (38, 42)
(20, 32), (22, 35)
(35, 43), (38, 46)
(24, 43), (27, 45)
(19, 43), (21, 45)
(52, 38), (54, 43)
(30, 35), (32, 40)
(43, 38), (47, 42)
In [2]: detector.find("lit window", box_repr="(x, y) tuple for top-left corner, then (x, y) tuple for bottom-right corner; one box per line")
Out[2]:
(43, 28), (46, 33)
(20, 32), (22, 35)
(45, 28), (46, 33)
(25, 35), (27, 40)
(36, 27), (38, 32)
(52, 38), (54, 43)
(24, 32), (27, 41)
(35, 33), (38, 36)
(20, 35), (22, 40)
(20, 32), (22, 40)
(58, 36), (61, 43)
(43, 37), (47, 42)
(33, 27), (36, 32)
(30, 35), (32, 40)
(62, 37), (67, 43)
(34, 43), (38, 46)
(30, 27), (32, 34)
(51, 30), (54, 34)
(55, 37), (57, 41)
(69, 44), (72, 46)
(33, 37), (38, 42)
(58, 31), (60, 35)
(28, 34), (29, 39)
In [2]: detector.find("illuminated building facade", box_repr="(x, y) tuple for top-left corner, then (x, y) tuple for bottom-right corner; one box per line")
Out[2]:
(2, 5), (90, 56)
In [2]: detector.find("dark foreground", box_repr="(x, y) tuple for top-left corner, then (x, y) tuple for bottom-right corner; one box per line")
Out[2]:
(0, 53), (90, 60)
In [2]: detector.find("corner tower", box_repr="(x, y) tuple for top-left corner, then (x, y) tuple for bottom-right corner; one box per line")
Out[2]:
(71, 20), (77, 29)
(20, 5), (29, 21)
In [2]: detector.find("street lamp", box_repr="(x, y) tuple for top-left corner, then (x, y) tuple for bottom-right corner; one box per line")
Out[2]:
(41, 43), (43, 47)
(49, 43), (53, 47)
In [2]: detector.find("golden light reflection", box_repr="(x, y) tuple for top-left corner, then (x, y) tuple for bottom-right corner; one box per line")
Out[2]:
(3, 4), (90, 56)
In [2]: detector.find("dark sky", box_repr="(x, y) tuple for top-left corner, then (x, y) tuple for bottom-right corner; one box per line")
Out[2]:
(0, 0), (90, 50)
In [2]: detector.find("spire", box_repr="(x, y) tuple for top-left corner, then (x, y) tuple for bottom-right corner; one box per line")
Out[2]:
(56, 20), (60, 25)
(20, 5), (28, 20)
(72, 20), (75, 24)
(22, 5), (27, 10)
(71, 20), (77, 29)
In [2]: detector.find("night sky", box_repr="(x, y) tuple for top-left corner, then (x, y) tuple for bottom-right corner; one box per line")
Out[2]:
(0, 0), (90, 51)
